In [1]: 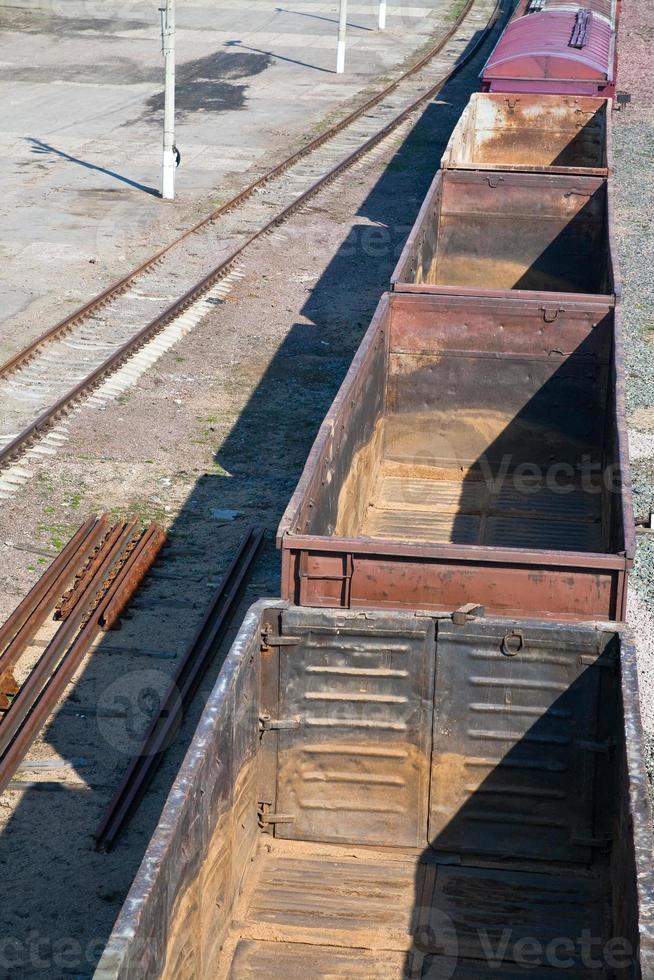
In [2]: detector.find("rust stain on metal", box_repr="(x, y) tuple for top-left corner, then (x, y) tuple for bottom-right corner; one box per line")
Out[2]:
(54, 520), (122, 621)
(79, 519), (141, 628)
(99, 523), (167, 630)
(334, 417), (385, 537)
(442, 93), (610, 175)
(0, 515), (107, 675)
(0, 669), (19, 711)
(392, 169), (617, 300)
(0, 670), (18, 697)
(55, 518), (164, 630)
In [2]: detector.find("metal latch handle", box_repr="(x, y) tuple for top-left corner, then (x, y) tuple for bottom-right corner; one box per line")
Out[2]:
(501, 630), (524, 657)
(452, 602), (485, 625)
(261, 625), (300, 651)
(259, 714), (300, 732)
(258, 802), (296, 828)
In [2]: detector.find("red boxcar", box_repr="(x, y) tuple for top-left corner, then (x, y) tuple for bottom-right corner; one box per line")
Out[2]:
(481, 10), (616, 97)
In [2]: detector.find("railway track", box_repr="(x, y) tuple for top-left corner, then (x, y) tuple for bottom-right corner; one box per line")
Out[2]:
(0, 0), (502, 483)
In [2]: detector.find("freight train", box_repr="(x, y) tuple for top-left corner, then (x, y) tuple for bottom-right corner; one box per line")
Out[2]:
(481, 0), (619, 96)
(95, 3), (654, 978)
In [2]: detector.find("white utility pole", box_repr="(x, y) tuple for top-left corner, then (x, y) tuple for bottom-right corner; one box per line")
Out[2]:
(161, 0), (176, 200)
(378, 0), (387, 29)
(336, 0), (347, 73)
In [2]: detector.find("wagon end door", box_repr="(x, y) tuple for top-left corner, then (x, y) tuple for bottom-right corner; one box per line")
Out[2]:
(428, 619), (607, 865)
(270, 607), (436, 848)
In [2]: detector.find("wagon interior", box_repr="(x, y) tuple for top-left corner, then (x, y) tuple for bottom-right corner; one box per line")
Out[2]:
(288, 294), (626, 560)
(220, 615), (637, 978)
(108, 607), (646, 978)
(442, 93), (609, 173)
(393, 170), (614, 296)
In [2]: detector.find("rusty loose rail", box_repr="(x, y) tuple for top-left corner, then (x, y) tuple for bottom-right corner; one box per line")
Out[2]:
(95, 526), (264, 851)
(0, 516), (106, 671)
(0, 518), (166, 795)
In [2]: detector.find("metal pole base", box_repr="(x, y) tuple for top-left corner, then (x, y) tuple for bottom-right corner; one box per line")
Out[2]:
(162, 149), (176, 200)
(336, 38), (346, 73)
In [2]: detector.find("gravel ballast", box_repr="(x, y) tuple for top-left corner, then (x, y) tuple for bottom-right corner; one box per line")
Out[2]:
(610, 0), (654, 780)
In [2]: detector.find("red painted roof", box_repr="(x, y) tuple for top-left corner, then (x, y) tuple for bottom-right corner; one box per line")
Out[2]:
(482, 11), (615, 83)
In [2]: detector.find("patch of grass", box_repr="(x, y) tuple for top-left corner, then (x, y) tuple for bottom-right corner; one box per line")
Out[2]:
(193, 425), (220, 447)
(191, 433), (215, 447)
(446, 0), (468, 21)
(191, 413), (231, 448)
(37, 521), (77, 553)
(109, 500), (169, 525)
(36, 471), (55, 493)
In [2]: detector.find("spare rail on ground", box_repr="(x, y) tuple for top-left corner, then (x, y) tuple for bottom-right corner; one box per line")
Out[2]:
(0, 517), (166, 795)
(94, 525), (265, 851)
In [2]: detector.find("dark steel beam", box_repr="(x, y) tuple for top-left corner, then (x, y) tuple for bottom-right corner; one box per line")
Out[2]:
(95, 526), (265, 851)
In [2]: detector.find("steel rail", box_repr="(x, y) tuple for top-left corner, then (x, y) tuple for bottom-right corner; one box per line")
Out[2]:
(0, 516), (96, 652)
(95, 525), (264, 851)
(0, 0), (505, 473)
(0, 521), (137, 764)
(0, 0), (479, 384)
(98, 522), (167, 629)
(0, 516), (107, 674)
(54, 524), (119, 622)
(0, 520), (165, 794)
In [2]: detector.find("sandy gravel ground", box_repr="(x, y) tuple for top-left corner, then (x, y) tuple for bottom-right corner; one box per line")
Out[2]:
(0, 24), (492, 976)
